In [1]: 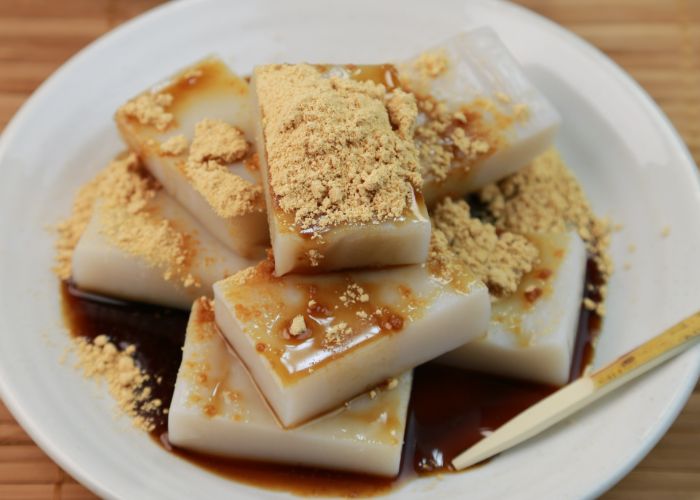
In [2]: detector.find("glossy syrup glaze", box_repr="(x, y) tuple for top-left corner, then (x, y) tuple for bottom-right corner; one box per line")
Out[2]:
(61, 254), (602, 497)
(217, 259), (448, 385)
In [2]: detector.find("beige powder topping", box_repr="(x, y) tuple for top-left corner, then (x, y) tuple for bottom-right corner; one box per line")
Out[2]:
(54, 154), (198, 287)
(479, 149), (612, 312)
(431, 197), (539, 296)
(73, 335), (162, 432)
(159, 134), (188, 156)
(412, 95), (493, 183)
(184, 119), (263, 218)
(189, 119), (249, 164)
(96, 156), (198, 287)
(479, 149), (612, 282)
(120, 92), (174, 131)
(254, 64), (422, 232)
(386, 89), (418, 139)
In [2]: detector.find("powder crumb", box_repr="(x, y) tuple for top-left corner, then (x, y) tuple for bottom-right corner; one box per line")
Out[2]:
(182, 68), (203, 81)
(583, 298), (596, 310)
(254, 64), (422, 233)
(159, 135), (188, 156)
(244, 152), (260, 172)
(495, 92), (511, 104)
(411, 94), (497, 183)
(73, 336), (158, 432)
(289, 315), (308, 337)
(189, 119), (248, 164)
(512, 103), (530, 122)
(340, 282), (369, 306)
(453, 111), (467, 123)
(54, 153), (199, 287)
(226, 262), (267, 288)
(431, 197), (539, 296)
(307, 249), (323, 267)
(184, 160), (263, 218)
(386, 89), (418, 139)
(325, 321), (352, 347)
(54, 170), (109, 279)
(369, 390), (378, 400)
(119, 92), (174, 131)
(95, 156), (198, 287)
(413, 49), (450, 80)
(479, 148), (613, 283)
(184, 119), (263, 218)
(451, 127), (490, 159)
(661, 226), (671, 238)
(386, 378), (399, 390)
(595, 302), (606, 316)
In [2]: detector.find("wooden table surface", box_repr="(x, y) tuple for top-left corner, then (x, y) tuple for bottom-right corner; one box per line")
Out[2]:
(0, 1), (698, 498)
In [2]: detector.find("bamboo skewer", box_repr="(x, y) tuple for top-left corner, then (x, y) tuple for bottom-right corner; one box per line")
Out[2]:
(452, 310), (700, 471)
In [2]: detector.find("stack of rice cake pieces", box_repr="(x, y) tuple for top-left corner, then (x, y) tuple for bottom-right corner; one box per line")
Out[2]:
(97, 29), (580, 477)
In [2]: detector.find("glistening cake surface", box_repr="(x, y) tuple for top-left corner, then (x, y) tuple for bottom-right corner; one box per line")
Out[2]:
(169, 298), (412, 477)
(213, 251), (490, 427)
(116, 58), (269, 258)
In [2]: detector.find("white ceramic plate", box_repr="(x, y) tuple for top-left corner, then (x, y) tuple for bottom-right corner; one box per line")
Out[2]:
(0, 0), (698, 498)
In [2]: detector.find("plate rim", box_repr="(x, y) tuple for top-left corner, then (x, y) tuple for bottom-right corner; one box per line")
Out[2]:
(0, 0), (698, 498)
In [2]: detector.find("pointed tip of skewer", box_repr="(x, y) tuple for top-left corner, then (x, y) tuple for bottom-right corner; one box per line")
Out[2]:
(451, 451), (485, 471)
(451, 437), (497, 470)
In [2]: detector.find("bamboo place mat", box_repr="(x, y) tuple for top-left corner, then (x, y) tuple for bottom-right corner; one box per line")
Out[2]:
(0, 1), (698, 498)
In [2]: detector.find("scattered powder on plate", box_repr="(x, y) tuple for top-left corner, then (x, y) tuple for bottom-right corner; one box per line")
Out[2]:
(74, 334), (162, 432)
(430, 197), (538, 296)
(254, 64), (422, 233)
(184, 119), (264, 218)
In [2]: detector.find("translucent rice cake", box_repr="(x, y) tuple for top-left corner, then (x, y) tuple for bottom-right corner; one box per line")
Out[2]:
(71, 156), (257, 309)
(115, 58), (268, 258)
(169, 298), (412, 477)
(251, 63), (431, 275)
(213, 254), (490, 427)
(399, 28), (561, 205)
(439, 231), (587, 386)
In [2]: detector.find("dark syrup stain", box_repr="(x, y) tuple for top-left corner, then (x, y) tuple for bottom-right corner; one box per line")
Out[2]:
(61, 254), (603, 497)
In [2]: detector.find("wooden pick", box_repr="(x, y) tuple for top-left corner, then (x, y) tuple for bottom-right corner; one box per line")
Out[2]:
(452, 310), (700, 471)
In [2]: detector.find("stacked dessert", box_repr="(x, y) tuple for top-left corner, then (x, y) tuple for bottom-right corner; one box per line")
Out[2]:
(57, 28), (611, 477)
